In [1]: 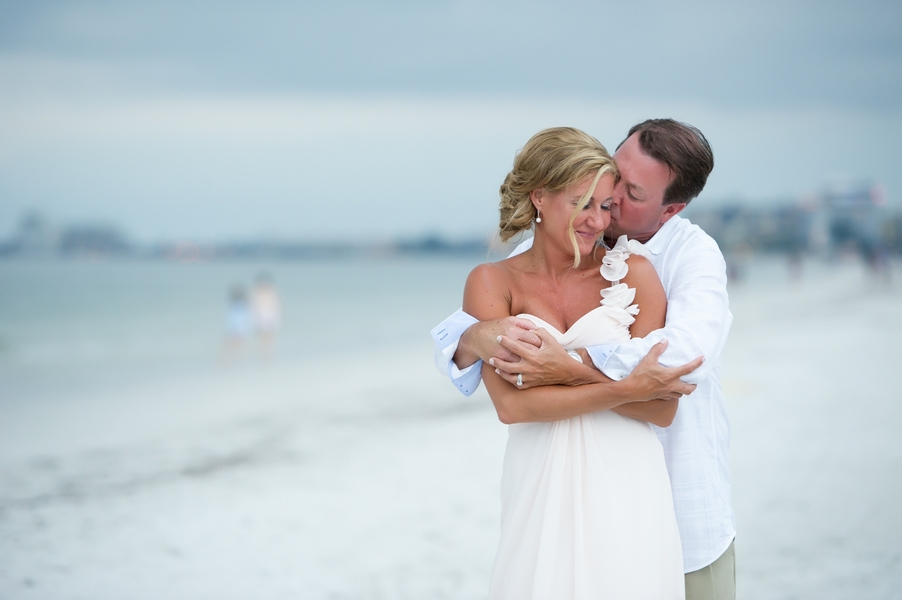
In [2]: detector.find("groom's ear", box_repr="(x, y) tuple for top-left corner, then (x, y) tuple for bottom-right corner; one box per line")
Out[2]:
(659, 202), (686, 225)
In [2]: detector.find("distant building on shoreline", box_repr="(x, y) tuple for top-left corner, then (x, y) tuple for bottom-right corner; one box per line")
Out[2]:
(686, 182), (895, 256)
(2, 187), (900, 263)
(0, 212), (134, 259)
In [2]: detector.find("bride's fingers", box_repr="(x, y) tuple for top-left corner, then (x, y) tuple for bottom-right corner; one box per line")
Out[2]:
(489, 354), (524, 375)
(503, 326), (543, 349)
(510, 317), (539, 332)
(532, 328), (561, 347)
(496, 334), (539, 359)
(494, 368), (535, 389)
(494, 369), (516, 385)
(492, 348), (520, 363)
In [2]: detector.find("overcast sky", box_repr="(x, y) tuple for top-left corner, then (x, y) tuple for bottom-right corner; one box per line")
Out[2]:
(1, 0), (900, 242)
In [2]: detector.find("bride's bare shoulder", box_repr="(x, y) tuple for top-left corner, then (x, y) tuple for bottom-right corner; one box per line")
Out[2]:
(621, 253), (657, 284)
(463, 262), (515, 320)
(465, 261), (515, 294)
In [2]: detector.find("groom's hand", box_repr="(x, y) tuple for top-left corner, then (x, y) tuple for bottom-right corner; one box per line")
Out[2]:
(625, 339), (703, 402)
(453, 316), (539, 369)
(491, 329), (605, 389)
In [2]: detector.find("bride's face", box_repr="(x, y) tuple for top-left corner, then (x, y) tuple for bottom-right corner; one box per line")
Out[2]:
(534, 172), (614, 257)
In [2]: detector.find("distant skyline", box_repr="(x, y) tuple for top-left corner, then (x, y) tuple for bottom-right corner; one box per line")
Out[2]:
(1, 0), (900, 242)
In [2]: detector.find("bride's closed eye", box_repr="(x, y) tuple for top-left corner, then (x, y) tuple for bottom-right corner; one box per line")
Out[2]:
(577, 199), (611, 210)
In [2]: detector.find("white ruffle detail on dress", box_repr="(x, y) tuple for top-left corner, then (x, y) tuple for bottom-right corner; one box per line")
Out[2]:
(597, 235), (645, 327)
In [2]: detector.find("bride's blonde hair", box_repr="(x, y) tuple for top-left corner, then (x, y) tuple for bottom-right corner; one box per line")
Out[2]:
(498, 127), (617, 266)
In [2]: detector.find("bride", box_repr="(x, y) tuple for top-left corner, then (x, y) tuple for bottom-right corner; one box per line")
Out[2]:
(463, 127), (684, 599)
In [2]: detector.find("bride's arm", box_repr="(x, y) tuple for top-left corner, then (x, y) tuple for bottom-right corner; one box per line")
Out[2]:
(463, 259), (688, 424)
(482, 362), (639, 424)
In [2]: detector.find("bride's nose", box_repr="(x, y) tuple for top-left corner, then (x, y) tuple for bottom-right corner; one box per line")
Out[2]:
(586, 206), (608, 229)
(611, 182), (625, 206)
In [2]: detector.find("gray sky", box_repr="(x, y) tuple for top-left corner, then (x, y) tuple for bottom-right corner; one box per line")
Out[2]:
(1, 0), (900, 242)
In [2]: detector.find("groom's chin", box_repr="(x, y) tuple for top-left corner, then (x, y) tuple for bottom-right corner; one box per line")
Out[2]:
(605, 223), (624, 240)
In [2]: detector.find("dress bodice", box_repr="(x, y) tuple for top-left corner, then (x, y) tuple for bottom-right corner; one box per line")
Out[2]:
(516, 235), (649, 350)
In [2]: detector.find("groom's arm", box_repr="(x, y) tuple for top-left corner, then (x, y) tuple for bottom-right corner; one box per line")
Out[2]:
(489, 236), (727, 426)
(494, 236), (728, 389)
(431, 236), (537, 396)
(599, 236), (731, 387)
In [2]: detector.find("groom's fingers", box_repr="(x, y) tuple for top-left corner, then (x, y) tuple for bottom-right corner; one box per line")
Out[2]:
(673, 356), (705, 377)
(644, 338), (670, 361)
(644, 338), (705, 378)
(671, 381), (697, 396)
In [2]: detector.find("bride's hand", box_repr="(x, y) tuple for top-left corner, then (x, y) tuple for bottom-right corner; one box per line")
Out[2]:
(491, 329), (601, 389)
(453, 316), (539, 369)
(625, 340), (703, 402)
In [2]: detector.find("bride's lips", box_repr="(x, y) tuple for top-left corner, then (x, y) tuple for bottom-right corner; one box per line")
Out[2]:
(575, 230), (600, 241)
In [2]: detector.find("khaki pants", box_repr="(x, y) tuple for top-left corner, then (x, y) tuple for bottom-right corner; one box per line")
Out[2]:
(685, 540), (735, 600)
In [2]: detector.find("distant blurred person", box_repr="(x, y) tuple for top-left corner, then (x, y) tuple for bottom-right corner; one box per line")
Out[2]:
(251, 273), (282, 358)
(223, 284), (253, 362)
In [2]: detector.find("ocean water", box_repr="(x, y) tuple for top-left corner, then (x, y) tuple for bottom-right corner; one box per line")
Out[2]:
(1, 254), (900, 599)
(0, 256), (482, 402)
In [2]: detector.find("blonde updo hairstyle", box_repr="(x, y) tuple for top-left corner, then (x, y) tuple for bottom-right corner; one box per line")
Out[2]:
(498, 127), (618, 267)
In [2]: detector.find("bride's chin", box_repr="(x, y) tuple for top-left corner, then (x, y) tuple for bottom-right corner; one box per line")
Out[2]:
(576, 236), (600, 252)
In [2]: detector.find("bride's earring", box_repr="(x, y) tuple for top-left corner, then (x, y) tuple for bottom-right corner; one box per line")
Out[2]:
(535, 211), (542, 224)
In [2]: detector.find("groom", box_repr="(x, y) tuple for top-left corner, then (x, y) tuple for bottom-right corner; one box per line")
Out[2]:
(432, 119), (735, 600)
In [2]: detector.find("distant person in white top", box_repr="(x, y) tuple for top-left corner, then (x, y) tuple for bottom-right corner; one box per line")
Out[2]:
(251, 273), (282, 358)
(432, 119), (735, 600)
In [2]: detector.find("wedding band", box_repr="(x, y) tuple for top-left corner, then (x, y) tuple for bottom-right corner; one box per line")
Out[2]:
(516, 373), (523, 387)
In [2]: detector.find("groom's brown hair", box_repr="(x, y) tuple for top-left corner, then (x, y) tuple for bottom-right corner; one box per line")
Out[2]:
(620, 119), (714, 206)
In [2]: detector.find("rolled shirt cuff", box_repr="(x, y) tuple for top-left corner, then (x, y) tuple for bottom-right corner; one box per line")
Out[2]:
(449, 359), (482, 397)
(586, 343), (621, 376)
(431, 309), (482, 396)
(431, 309), (478, 370)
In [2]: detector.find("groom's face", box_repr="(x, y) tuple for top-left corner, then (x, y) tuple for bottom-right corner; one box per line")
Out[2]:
(608, 133), (685, 244)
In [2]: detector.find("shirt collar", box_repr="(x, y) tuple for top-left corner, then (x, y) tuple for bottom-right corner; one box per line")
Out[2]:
(642, 215), (682, 255)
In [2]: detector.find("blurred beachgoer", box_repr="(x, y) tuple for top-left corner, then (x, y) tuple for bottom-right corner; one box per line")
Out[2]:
(223, 284), (253, 362)
(433, 120), (735, 600)
(251, 273), (282, 358)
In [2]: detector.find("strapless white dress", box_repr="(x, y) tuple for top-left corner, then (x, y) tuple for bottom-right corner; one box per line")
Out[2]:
(487, 237), (684, 600)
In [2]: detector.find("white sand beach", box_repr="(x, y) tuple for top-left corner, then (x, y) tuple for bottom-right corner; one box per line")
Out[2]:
(1, 256), (900, 599)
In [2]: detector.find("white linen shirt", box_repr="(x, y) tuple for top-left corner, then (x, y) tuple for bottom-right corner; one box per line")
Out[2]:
(430, 215), (735, 573)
